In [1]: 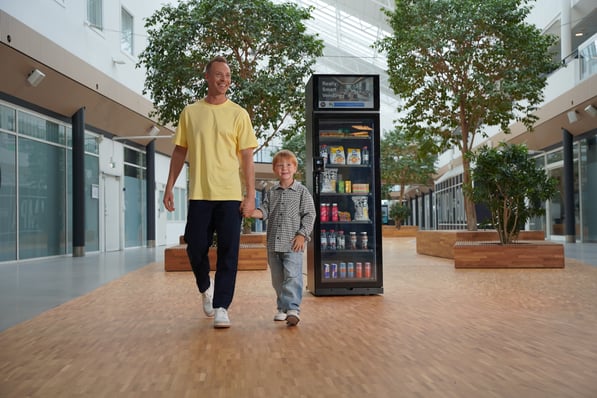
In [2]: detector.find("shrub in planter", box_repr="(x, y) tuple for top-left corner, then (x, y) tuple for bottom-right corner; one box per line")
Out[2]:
(389, 202), (411, 229)
(467, 143), (557, 244)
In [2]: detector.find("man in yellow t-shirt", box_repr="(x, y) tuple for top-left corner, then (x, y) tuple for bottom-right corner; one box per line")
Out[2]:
(163, 56), (258, 329)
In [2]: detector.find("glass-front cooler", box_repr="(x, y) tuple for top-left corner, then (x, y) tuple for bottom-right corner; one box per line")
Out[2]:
(305, 74), (383, 296)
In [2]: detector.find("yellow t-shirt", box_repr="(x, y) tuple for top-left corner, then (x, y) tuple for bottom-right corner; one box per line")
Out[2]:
(174, 99), (257, 200)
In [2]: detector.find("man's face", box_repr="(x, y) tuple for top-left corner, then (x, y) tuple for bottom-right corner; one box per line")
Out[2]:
(205, 62), (231, 96)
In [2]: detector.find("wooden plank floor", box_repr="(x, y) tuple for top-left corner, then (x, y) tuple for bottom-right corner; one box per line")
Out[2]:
(1, 238), (597, 397)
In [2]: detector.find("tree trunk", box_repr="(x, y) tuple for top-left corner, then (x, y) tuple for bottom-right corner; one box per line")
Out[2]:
(462, 154), (478, 231)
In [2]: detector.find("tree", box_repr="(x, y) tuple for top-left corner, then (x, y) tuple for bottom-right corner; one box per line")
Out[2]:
(389, 202), (411, 229)
(137, 0), (324, 153)
(467, 143), (557, 244)
(380, 127), (436, 201)
(374, 0), (558, 230)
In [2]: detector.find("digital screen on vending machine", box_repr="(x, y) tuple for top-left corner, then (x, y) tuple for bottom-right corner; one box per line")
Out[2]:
(316, 75), (378, 110)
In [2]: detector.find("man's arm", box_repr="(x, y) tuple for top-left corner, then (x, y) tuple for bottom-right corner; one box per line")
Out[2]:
(163, 145), (187, 212)
(239, 147), (255, 217)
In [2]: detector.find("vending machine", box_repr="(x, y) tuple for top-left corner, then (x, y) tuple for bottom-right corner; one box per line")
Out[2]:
(305, 74), (383, 296)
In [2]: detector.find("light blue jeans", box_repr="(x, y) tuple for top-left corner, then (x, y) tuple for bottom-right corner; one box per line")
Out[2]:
(268, 251), (303, 313)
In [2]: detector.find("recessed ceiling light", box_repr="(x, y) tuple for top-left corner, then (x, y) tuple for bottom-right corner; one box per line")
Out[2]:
(575, 32), (584, 37)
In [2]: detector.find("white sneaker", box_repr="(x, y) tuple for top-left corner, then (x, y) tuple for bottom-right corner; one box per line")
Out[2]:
(202, 278), (214, 317)
(274, 311), (287, 321)
(214, 307), (231, 328)
(286, 309), (300, 326)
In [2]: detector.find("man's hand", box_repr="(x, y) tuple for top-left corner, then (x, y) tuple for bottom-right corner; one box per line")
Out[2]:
(240, 195), (255, 218)
(163, 190), (175, 212)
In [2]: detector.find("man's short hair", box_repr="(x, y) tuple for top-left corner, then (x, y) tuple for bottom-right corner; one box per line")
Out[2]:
(205, 56), (228, 73)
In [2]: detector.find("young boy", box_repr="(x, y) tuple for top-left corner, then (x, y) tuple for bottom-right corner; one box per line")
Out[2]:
(251, 150), (316, 326)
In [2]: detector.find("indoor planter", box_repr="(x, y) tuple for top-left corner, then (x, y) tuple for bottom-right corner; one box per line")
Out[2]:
(389, 202), (411, 230)
(453, 142), (563, 268)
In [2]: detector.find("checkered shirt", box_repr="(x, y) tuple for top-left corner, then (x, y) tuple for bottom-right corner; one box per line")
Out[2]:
(258, 180), (316, 253)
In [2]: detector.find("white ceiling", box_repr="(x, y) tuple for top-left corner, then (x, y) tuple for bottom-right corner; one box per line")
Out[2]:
(272, 0), (400, 132)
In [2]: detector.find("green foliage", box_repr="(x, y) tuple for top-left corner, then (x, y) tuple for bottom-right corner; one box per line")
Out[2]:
(242, 217), (255, 233)
(467, 143), (557, 244)
(380, 128), (436, 200)
(389, 202), (411, 223)
(374, 0), (558, 230)
(138, 0), (324, 152)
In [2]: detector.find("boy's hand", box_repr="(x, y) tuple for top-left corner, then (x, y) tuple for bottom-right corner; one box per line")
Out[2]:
(292, 235), (306, 252)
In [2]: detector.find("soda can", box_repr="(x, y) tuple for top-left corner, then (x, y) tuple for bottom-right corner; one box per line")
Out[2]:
(331, 263), (338, 279)
(323, 263), (330, 279)
(347, 262), (355, 278)
(339, 262), (347, 278)
(355, 262), (362, 278)
(364, 262), (372, 278)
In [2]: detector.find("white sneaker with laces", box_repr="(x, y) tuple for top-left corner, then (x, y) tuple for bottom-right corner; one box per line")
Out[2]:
(286, 309), (300, 326)
(202, 278), (215, 317)
(274, 311), (287, 321)
(214, 307), (231, 328)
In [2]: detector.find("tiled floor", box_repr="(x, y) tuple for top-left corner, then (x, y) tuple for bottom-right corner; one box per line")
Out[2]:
(0, 238), (596, 397)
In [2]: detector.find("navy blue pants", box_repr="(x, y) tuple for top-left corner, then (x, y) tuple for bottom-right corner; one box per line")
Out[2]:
(184, 200), (242, 309)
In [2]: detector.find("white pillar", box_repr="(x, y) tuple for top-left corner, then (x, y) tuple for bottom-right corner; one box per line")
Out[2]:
(561, 0), (572, 62)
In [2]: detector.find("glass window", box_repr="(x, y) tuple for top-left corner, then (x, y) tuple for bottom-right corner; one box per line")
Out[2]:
(87, 0), (103, 30)
(124, 147), (145, 166)
(85, 154), (100, 251)
(546, 149), (563, 165)
(579, 136), (597, 241)
(18, 136), (67, 259)
(0, 104), (16, 132)
(579, 34), (597, 81)
(121, 8), (134, 56)
(85, 132), (100, 155)
(17, 112), (63, 145)
(124, 164), (146, 248)
(0, 132), (17, 260)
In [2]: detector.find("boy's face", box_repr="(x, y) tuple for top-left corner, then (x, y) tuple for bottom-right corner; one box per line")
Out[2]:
(273, 157), (297, 183)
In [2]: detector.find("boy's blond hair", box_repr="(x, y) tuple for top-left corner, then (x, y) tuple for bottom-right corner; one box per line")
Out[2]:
(272, 149), (298, 170)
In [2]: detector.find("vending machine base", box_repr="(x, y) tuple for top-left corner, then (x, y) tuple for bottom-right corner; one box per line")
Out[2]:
(308, 287), (383, 296)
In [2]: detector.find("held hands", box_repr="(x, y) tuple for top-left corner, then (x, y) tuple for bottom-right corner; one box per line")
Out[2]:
(240, 196), (256, 218)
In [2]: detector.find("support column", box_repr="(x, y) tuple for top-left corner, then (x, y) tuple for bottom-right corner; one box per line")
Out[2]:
(561, 0), (572, 61)
(72, 108), (85, 257)
(420, 194), (426, 229)
(562, 128), (575, 243)
(146, 140), (156, 248)
(428, 189), (434, 229)
(414, 195), (419, 228)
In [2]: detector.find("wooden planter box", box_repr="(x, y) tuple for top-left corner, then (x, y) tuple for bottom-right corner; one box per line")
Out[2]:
(165, 234), (268, 272)
(416, 230), (546, 259)
(454, 240), (565, 268)
(382, 225), (418, 238)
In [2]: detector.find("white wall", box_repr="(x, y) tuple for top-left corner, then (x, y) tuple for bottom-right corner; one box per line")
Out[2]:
(0, 0), (173, 98)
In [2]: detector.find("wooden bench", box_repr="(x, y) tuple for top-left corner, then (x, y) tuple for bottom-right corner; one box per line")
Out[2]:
(165, 233), (268, 272)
